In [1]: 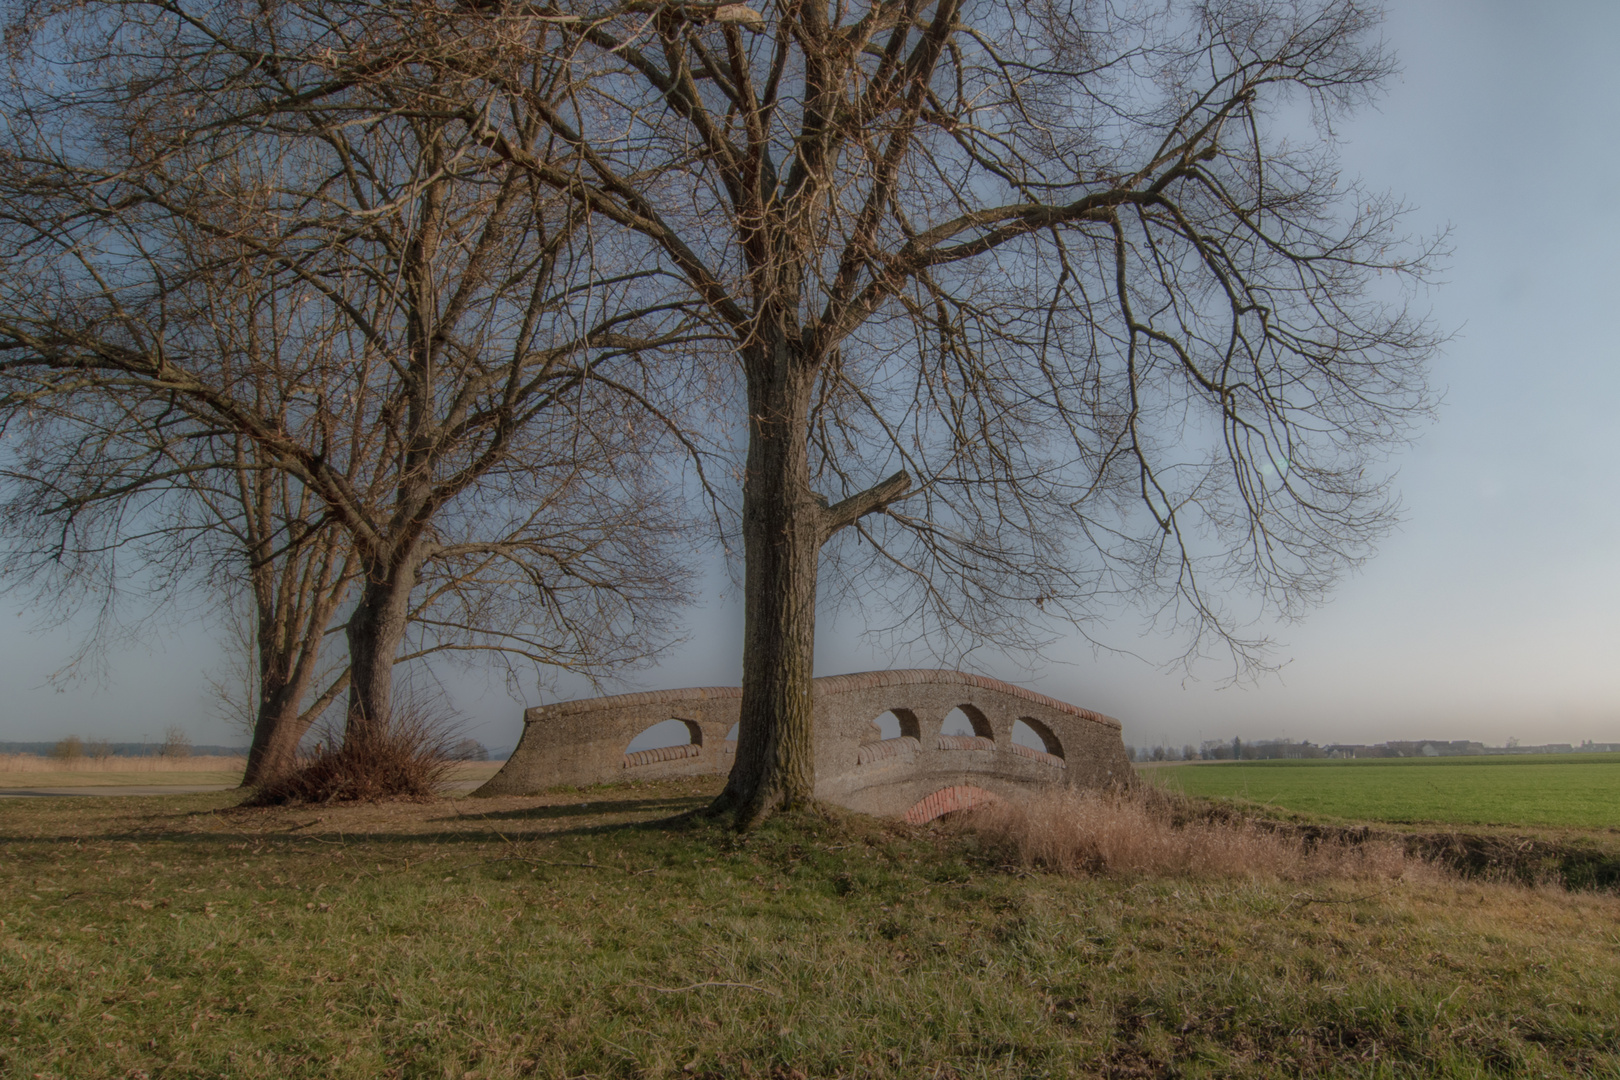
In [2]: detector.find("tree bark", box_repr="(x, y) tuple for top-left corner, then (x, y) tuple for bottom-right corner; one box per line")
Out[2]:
(711, 339), (823, 827)
(240, 648), (349, 786)
(239, 520), (352, 787)
(343, 547), (424, 749)
(709, 335), (912, 829)
(242, 673), (311, 786)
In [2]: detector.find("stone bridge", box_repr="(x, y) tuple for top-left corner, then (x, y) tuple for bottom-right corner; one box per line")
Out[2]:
(474, 670), (1130, 822)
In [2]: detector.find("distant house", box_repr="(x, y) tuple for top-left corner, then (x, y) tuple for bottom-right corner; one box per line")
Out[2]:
(1383, 740), (1486, 758)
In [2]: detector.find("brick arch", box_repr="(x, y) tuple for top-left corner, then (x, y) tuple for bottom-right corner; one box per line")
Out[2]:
(1012, 715), (1064, 760)
(867, 708), (921, 741)
(904, 784), (999, 824)
(952, 705), (991, 738)
(622, 717), (703, 769)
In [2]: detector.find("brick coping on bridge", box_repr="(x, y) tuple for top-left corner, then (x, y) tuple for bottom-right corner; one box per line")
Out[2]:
(903, 784), (1000, 824)
(526, 668), (1122, 731)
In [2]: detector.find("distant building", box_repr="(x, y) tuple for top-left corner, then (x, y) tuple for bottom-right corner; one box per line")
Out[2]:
(1322, 744), (1389, 759)
(1383, 740), (1486, 758)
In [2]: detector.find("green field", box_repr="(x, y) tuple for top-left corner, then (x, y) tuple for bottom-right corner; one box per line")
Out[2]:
(1149, 753), (1620, 828)
(3, 781), (1619, 1079)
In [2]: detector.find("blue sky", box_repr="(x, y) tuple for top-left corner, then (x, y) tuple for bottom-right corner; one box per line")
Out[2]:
(2, 0), (1617, 752)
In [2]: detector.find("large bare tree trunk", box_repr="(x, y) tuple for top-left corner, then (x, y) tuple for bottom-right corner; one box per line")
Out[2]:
(242, 676), (311, 786)
(343, 550), (423, 748)
(709, 339), (913, 828)
(237, 473), (353, 787)
(713, 344), (822, 826)
(240, 640), (349, 786)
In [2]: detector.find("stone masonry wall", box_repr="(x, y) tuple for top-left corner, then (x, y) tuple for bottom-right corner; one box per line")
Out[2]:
(474, 669), (1131, 820)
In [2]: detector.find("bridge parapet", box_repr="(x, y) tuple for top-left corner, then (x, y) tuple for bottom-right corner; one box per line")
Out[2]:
(474, 669), (1130, 819)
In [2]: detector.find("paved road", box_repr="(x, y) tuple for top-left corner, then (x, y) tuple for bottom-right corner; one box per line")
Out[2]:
(0, 785), (236, 798)
(0, 780), (487, 798)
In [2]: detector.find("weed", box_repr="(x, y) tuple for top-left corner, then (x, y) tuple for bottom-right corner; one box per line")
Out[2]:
(246, 728), (453, 806)
(964, 786), (1427, 882)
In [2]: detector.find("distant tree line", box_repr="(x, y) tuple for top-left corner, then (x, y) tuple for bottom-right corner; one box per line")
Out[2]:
(1125, 737), (1620, 762)
(36, 726), (194, 761)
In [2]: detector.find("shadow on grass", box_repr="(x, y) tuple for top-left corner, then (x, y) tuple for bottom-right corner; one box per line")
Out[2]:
(11, 787), (1619, 892)
(430, 795), (708, 823)
(0, 791), (729, 851)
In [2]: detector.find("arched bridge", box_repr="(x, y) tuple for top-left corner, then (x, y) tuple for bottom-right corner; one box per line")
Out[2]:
(474, 670), (1130, 822)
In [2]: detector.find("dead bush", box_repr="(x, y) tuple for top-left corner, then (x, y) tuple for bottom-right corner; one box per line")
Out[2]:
(245, 706), (455, 805)
(966, 786), (1429, 883)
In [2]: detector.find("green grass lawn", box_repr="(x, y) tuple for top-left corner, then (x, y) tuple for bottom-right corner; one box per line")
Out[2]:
(3, 780), (1619, 1078)
(1148, 754), (1620, 828)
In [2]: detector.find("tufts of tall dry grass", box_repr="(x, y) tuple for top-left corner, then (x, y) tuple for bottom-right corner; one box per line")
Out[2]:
(966, 786), (1432, 882)
(0, 753), (247, 774)
(244, 712), (455, 805)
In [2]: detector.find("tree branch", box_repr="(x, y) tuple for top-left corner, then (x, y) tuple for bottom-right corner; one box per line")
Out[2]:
(820, 469), (910, 539)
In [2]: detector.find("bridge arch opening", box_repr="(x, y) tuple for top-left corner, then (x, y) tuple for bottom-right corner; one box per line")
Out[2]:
(1012, 717), (1064, 759)
(624, 718), (702, 762)
(904, 784), (999, 824)
(867, 709), (921, 742)
(940, 706), (993, 740)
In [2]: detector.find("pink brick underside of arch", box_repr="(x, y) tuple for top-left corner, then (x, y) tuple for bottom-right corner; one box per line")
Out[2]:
(904, 784), (1000, 824)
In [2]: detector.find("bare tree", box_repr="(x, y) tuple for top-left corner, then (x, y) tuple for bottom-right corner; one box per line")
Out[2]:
(160, 724), (191, 759)
(0, 0), (710, 777)
(0, 237), (365, 787)
(0, 378), (356, 786)
(226, 445), (354, 784)
(471, 0), (1445, 824)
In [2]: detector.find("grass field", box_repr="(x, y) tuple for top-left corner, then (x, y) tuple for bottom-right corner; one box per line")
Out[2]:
(1147, 754), (1620, 829)
(3, 779), (1619, 1078)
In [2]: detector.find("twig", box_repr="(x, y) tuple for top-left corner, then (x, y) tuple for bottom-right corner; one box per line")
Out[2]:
(1285, 885), (1397, 909)
(488, 856), (656, 875)
(632, 980), (779, 996)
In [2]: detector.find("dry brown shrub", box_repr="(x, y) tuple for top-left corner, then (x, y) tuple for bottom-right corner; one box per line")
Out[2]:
(967, 786), (1430, 883)
(245, 707), (455, 805)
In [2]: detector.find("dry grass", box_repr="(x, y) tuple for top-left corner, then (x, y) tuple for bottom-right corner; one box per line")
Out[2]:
(0, 753), (246, 777)
(966, 785), (1433, 883)
(446, 759), (504, 784)
(245, 720), (455, 805)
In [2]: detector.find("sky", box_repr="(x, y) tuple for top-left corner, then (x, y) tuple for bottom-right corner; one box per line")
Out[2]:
(2, 0), (1618, 753)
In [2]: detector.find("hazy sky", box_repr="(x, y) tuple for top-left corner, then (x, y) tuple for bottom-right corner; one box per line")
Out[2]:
(2, 0), (1617, 752)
